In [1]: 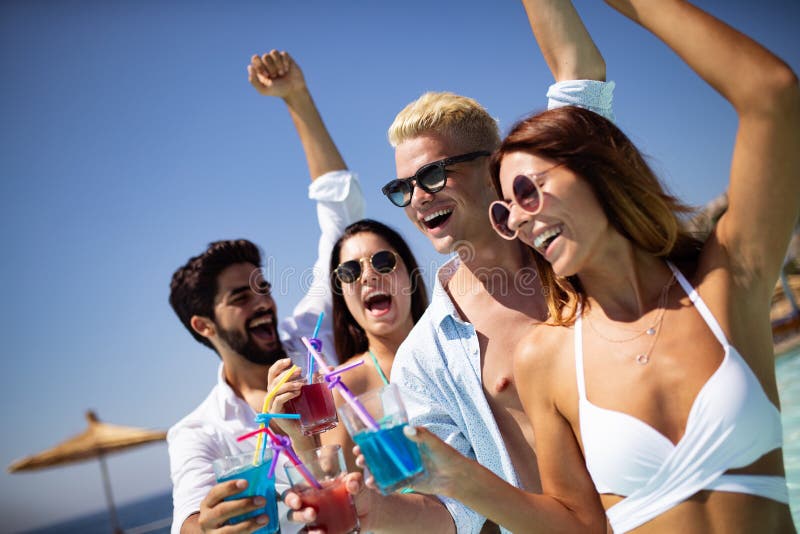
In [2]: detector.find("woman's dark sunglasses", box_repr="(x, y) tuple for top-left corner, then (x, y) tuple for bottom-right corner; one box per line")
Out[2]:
(488, 165), (561, 239)
(381, 151), (491, 207)
(334, 250), (399, 284)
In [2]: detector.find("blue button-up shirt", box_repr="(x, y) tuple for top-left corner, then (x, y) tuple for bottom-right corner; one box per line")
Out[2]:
(391, 80), (616, 533)
(392, 256), (520, 533)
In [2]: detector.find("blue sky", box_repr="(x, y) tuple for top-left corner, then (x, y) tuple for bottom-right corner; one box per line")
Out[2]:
(1, 0), (798, 531)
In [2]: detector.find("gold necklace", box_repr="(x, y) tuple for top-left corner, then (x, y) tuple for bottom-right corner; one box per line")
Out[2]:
(586, 273), (675, 365)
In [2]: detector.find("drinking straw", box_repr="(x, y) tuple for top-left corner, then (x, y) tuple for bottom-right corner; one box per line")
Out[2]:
(237, 418), (322, 489)
(306, 312), (325, 384)
(264, 428), (321, 489)
(312, 311), (325, 339)
(237, 414), (300, 442)
(300, 337), (414, 477)
(254, 364), (299, 464)
(306, 339), (321, 385)
(300, 338), (377, 428)
(261, 364), (300, 413)
(325, 359), (364, 378)
(254, 413), (300, 467)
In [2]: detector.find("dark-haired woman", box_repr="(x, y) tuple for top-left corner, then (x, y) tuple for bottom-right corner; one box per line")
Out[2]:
(399, 0), (799, 532)
(320, 218), (428, 471)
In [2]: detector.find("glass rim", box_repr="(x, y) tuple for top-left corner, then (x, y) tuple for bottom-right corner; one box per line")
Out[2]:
(212, 448), (276, 478)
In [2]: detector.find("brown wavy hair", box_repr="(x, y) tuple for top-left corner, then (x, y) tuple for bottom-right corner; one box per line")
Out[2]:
(329, 219), (429, 361)
(490, 106), (703, 325)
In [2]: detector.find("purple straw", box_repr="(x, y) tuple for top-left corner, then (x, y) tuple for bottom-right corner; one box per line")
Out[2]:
(325, 359), (364, 378)
(301, 337), (378, 430)
(300, 337), (415, 477)
(267, 432), (322, 489)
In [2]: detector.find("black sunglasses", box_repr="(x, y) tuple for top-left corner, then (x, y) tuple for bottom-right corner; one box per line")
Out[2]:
(334, 250), (399, 284)
(381, 151), (491, 207)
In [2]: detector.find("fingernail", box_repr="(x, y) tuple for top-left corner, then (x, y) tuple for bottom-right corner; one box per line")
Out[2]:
(254, 496), (266, 506)
(403, 425), (417, 437)
(256, 514), (268, 525)
(236, 479), (248, 489)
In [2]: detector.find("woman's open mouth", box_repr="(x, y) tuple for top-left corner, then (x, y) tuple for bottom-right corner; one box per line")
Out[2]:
(364, 290), (393, 317)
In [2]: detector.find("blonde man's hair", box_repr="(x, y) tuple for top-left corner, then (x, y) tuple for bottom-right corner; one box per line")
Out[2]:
(388, 91), (500, 151)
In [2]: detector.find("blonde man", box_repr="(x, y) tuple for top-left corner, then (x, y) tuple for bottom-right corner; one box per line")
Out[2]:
(381, 3), (613, 534)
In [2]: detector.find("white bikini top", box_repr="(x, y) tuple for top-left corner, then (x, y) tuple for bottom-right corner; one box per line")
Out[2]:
(575, 262), (788, 533)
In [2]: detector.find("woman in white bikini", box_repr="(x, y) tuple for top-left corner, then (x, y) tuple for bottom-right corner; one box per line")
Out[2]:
(399, 0), (799, 532)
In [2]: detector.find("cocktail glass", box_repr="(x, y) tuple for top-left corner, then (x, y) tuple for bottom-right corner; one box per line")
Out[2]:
(285, 372), (338, 436)
(212, 450), (280, 534)
(285, 444), (359, 534)
(338, 383), (426, 494)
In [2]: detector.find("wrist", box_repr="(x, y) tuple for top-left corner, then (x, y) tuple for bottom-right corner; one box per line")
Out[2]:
(444, 456), (481, 502)
(282, 86), (312, 109)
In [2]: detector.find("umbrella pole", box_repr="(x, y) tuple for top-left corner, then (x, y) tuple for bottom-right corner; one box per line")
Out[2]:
(98, 452), (123, 534)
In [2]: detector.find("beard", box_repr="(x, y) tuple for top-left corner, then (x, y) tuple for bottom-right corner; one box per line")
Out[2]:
(217, 325), (286, 366)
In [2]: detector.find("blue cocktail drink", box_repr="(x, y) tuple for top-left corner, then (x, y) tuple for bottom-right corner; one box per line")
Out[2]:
(338, 383), (427, 495)
(213, 451), (280, 534)
(352, 421), (424, 494)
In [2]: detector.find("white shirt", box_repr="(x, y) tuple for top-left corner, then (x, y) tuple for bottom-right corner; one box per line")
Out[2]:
(168, 170), (365, 533)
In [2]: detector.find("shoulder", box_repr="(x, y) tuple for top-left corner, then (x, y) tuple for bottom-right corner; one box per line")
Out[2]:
(167, 389), (222, 449)
(395, 308), (442, 358)
(513, 323), (571, 394)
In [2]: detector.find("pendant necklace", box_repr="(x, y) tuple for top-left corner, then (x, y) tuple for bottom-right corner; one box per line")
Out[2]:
(586, 273), (676, 365)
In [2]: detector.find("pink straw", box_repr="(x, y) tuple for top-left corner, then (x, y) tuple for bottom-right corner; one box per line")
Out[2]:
(237, 423), (322, 489)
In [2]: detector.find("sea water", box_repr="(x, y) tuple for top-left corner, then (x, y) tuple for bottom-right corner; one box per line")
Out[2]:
(777, 345), (800, 527)
(352, 422), (424, 494)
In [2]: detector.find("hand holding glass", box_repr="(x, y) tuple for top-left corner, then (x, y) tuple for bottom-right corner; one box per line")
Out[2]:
(338, 383), (426, 494)
(212, 450), (280, 534)
(285, 371), (338, 435)
(285, 444), (359, 534)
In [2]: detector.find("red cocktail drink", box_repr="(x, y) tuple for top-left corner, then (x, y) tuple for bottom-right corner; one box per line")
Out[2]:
(286, 377), (337, 436)
(297, 475), (358, 534)
(285, 445), (359, 534)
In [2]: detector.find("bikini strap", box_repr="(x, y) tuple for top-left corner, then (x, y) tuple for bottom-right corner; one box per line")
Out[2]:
(667, 261), (729, 347)
(368, 349), (390, 386)
(574, 310), (588, 400)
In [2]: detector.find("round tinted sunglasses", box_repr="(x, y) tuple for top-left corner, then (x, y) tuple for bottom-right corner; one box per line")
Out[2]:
(381, 151), (491, 207)
(334, 250), (399, 284)
(488, 164), (562, 240)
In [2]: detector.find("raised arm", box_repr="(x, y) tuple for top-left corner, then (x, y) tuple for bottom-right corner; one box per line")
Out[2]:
(605, 0), (800, 295)
(523, 0), (605, 82)
(248, 50), (347, 180)
(249, 50), (364, 363)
